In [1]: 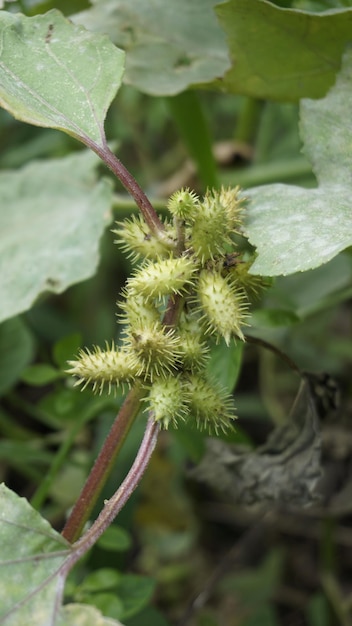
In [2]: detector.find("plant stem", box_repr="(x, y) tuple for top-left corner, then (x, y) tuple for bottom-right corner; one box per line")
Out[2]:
(167, 89), (219, 189)
(235, 97), (263, 145)
(246, 335), (301, 375)
(163, 293), (185, 328)
(91, 141), (165, 235)
(61, 382), (144, 543)
(220, 156), (313, 188)
(59, 417), (159, 575)
(113, 194), (167, 213)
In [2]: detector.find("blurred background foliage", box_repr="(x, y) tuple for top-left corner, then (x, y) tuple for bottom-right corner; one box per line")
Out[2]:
(1, 0), (352, 625)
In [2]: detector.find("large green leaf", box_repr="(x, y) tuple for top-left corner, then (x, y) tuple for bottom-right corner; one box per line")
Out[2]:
(0, 10), (124, 146)
(0, 150), (113, 323)
(244, 48), (352, 276)
(72, 0), (230, 96)
(0, 484), (125, 625)
(214, 0), (352, 101)
(0, 483), (70, 625)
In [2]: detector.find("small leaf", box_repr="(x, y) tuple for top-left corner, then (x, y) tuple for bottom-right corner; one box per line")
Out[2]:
(207, 339), (243, 393)
(0, 150), (113, 323)
(97, 526), (132, 553)
(53, 333), (83, 370)
(245, 48), (352, 276)
(0, 316), (34, 396)
(83, 593), (124, 620)
(21, 363), (62, 385)
(214, 0), (352, 101)
(172, 420), (206, 464)
(0, 10), (125, 146)
(117, 575), (156, 620)
(250, 309), (300, 329)
(72, 0), (229, 96)
(79, 569), (121, 594)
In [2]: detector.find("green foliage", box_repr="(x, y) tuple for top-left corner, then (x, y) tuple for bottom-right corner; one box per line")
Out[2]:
(0, 484), (70, 625)
(206, 338), (243, 393)
(21, 362), (62, 385)
(0, 10), (124, 145)
(71, 568), (155, 621)
(246, 49), (352, 275)
(72, 0), (229, 96)
(0, 480), (155, 624)
(96, 525), (132, 553)
(0, 150), (113, 323)
(214, 0), (352, 101)
(167, 90), (218, 189)
(0, 2), (351, 625)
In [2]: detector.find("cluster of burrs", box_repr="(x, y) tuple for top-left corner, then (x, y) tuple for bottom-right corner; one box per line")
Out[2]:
(67, 187), (262, 432)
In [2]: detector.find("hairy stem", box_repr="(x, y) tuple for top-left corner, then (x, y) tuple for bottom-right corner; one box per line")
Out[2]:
(60, 417), (159, 576)
(61, 382), (144, 543)
(246, 335), (301, 375)
(91, 141), (164, 235)
(62, 170), (187, 542)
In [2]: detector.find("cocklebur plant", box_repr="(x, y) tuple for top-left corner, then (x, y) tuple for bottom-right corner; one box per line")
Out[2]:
(62, 185), (265, 545)
(67, 186), (253, 433)
(0, 9), (265, 568)
(0, 11), (264, 580)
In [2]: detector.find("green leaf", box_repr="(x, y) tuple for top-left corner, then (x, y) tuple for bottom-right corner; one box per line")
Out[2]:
(53, 333), (83, 370)
(83, 593), (124, 620)
(0, 487), (127, 626)
(0, 10), (125, 146)
(0, 485), (126, 626)
(0, 316), (34, 396)
(0, 483), (71, 625)
(266, 253), (352, 317)
(207, 339), (243, 393)
(80, 569), (121, 594)
(245, 48), (352, 276)
(97, 526), (132, 553)
(214, 0), (352, 101)
(172, 420), (206, 464)
(72, 0), (229, 96)
(250, 309), (300, 329)
(21, 363), (62, 385)
(0, 150), (113, 323)
(117, 575), (156, 620)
